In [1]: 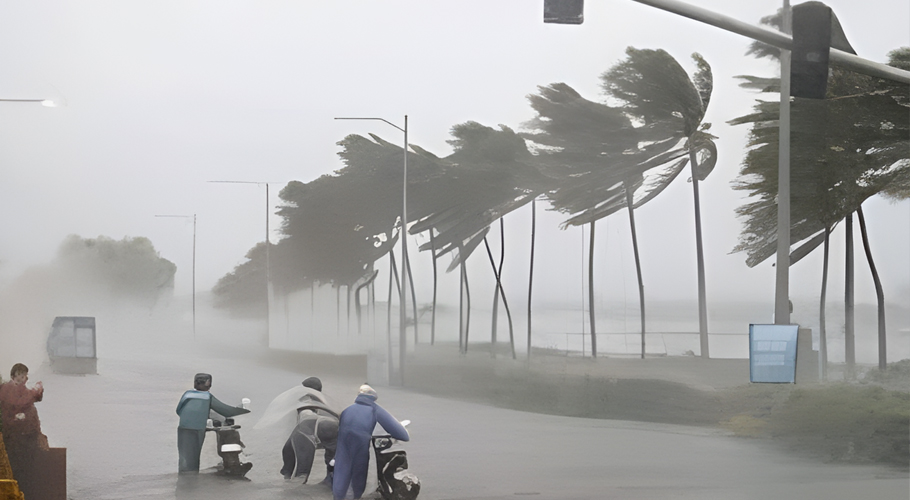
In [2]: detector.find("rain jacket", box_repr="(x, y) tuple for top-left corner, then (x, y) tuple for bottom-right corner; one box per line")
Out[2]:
(332, 393), (408, 500)
(0, 382), (43, 438)
(175, 390), (249, 430)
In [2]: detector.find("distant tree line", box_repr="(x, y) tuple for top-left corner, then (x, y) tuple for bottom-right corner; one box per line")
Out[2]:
(2, 234), (176, 309)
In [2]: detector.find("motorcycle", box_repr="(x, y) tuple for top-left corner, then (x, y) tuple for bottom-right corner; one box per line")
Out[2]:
(206, 398), (253, 478)
(371, 419), (419, 500)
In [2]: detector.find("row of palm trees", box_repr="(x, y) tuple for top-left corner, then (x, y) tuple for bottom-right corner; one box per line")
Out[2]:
(246, 46), (719, 361)
(213, 41), (907, 370)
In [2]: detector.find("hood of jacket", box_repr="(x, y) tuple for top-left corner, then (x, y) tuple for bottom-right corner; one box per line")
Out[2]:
(354, 393), (377, 406)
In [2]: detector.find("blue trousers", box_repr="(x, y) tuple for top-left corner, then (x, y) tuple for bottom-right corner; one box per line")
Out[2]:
(332, 438), (370, 500)
(177, 428), (206, 472)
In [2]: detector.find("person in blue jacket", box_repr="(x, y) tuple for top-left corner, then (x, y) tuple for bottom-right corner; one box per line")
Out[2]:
(175, 373), (250, 473)
(332, 384), (408, 500)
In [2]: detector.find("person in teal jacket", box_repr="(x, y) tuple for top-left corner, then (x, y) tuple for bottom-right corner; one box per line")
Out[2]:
(175, 373), (249, 473)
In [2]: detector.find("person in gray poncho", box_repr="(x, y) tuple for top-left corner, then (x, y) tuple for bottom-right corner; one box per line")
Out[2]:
(280, 376), (339, 484)
(175, 373), (249, 473)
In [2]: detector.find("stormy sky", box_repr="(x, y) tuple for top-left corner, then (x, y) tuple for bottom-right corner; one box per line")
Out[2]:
(1, 0), (907, 316)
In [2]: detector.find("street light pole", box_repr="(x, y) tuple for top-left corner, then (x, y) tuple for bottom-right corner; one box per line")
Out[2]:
(775, 0), (792, 325)
(0, 99), (58, 107)
(335, 115), (409, 386)
(155, 214), (197, 339)
(208, 180), (277, 341)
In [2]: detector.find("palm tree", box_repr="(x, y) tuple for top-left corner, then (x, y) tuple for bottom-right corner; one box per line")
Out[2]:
(407, 122), (549, 355)
(523, 49), (718, 358)
(730, 47), (909, 372)
(603, 47), (718, 358)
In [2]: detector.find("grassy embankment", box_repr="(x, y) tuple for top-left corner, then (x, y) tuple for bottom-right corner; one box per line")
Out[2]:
(405, 346), (910, 468)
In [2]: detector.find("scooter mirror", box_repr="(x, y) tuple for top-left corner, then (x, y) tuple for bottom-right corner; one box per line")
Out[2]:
(400, 419), (411, 427)
(241, 398), (251, 410)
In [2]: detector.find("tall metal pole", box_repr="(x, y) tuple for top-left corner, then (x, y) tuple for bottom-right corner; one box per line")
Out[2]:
(0, 98), (58, 106)
(335, 116), (410, 386)
(265, 183), (272, 341)
(193, 214), (197, 339)
(208, 180), (275, 341)
(775, 0), (792, 325)
(628, 0), (910, 83)
(400, 115), (409, 386)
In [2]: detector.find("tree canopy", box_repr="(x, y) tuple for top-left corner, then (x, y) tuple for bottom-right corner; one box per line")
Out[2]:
(729, 48), (910, 267)
(54, 234), (176, 306)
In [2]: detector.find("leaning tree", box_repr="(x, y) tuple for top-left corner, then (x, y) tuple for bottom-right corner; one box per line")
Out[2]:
(601, 47), (719, 358)
(730, 40), (909, 371)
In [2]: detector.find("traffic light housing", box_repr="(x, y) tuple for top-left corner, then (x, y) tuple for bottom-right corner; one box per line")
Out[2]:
(790, 2), (833, 99)
(544, 0), (584, 25)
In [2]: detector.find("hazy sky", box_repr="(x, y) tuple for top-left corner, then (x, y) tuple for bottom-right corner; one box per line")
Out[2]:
(1, 0), (908, 313)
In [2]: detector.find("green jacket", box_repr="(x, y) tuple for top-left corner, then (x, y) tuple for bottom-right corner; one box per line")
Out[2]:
(176, 390), (249, 430)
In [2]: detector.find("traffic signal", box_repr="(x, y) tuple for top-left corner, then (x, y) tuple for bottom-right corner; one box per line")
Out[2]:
(544, 0), (584, 25)
(790, 2), (833, 99)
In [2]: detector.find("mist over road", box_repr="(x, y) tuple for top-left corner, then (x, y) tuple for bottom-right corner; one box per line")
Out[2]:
(20, 308), (908, 499)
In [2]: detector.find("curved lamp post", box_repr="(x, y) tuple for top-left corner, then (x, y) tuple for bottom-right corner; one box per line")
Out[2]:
(335, 115), (408, 386)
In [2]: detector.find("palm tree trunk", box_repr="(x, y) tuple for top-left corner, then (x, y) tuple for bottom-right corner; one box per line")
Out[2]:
(459, 254), (465, 354)
(499, 217), (516, 360)
(355, 271), (378, 336)
(346, 285), (352, 335)
(485, 236), (501, 356)
(405, 251), (418, 344)
(819, 225), (830, 380)
(625, 185), (646, 359)
(389, 250), (402, 381)
(527, 198), (537, 360)
(430, 228), (438, 346)
(588, 221), (597, 358)
(355, 282), (362, 335)
(371, 280), (376, 338)
(388, 252), (394, 347)
(484, 219), (516, 359)
(856, 207), (887, 370)
(688, 149), (709, 358)
(463, 256), (472, 353)
(845, 213), (855, 376)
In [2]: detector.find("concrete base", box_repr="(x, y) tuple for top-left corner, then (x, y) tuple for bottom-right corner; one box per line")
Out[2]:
(13, 448), (66, 500)
(50, 356), (97, 375)
(796, 328), (819, 385)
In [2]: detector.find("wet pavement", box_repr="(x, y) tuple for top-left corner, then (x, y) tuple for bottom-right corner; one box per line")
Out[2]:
(27, 320), (909, 500)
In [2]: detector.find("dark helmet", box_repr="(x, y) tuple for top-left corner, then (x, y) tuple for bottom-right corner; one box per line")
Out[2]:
(302, 376), (322, 392)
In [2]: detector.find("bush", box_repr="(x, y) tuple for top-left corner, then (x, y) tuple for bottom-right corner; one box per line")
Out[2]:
(767, 384), (910, 465)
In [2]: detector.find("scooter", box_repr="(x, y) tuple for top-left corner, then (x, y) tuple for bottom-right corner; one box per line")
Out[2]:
(371, 420), (419, 500)
(206, 398), (253, 478)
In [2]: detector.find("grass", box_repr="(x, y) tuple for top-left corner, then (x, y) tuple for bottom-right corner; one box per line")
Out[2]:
(406, 348), (910, 468)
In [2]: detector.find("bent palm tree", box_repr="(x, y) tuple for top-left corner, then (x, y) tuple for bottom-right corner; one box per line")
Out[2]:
(603, 48), (718, 358)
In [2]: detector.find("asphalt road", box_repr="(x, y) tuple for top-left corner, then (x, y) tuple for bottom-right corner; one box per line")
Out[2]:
(27, 320), (908, 500)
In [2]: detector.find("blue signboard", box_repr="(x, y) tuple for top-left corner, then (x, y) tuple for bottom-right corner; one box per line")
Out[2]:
(749, 324), (799, 383)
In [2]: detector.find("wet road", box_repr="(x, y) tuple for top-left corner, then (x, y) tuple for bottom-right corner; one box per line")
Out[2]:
(30, 323), (908, 500)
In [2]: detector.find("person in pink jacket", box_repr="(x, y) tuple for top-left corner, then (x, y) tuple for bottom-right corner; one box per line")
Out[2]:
(0, 363), (48, 477)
